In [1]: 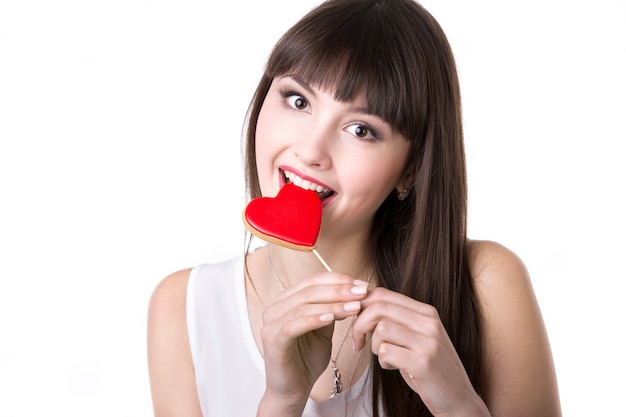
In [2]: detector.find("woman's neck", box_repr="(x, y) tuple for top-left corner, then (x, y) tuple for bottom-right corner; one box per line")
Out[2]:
(269, 235), (372, 286)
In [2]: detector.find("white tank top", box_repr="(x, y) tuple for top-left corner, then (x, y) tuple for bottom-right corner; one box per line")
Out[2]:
(186, 256), (375, 416)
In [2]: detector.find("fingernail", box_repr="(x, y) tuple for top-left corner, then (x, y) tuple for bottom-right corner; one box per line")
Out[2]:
(343, 301), (361, 312)
(350, 285), (368, 295)
(353, 279), (369, 286)
(319, 313), (334, 322)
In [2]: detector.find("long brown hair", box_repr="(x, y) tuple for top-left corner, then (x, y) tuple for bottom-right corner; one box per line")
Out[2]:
(244, 1), (481, 415)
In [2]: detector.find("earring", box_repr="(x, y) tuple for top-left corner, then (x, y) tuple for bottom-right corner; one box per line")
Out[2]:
(397, 188), (409, 201)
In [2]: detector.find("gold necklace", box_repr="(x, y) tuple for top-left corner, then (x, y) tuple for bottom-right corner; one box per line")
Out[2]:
(268, 246), (371, 399)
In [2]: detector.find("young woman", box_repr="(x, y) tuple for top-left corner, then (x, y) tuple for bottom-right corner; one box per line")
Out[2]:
(148, 0), (562, 416)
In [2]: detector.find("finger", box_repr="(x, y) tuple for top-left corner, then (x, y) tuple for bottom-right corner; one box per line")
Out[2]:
(375, 339), (440, 378)
(375, 338), (452, 388)
(376, 341), (409, 370)
(263, 298), (363, 334)
(352, 301), (417, 351)
(369, 319), (416, 355)
(264, 279), (369, 323)
(353, 289), (441, 351)
(360, 287), (440, 317)
(374, 343), (428, 389)
(273, 271), (360, 302)
(364, 314), (459, 388)
(261, 310), (336, 347)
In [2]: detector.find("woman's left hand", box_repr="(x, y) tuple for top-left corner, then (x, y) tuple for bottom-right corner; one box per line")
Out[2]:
(352, 287), (490, 416)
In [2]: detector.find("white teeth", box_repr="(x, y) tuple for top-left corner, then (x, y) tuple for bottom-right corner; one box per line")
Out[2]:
(283, 170), (330, 194)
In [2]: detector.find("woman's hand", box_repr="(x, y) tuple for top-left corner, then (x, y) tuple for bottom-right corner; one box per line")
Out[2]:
(257, 272), (369, 416)
(352, 288), (490, 417)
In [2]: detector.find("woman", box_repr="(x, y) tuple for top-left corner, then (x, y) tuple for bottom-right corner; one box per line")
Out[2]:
(148, 0), (562, 416)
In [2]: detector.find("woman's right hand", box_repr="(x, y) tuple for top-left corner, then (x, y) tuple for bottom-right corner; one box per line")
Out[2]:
(256, 272), (369, 417)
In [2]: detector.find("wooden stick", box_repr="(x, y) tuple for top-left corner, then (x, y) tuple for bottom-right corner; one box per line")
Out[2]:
(312, 249), (332, 272)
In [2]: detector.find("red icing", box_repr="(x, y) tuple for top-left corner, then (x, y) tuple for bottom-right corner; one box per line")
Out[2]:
(243, 183), (322, 250)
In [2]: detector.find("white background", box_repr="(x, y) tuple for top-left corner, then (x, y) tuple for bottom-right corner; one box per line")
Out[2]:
(1, 0), (624, 415)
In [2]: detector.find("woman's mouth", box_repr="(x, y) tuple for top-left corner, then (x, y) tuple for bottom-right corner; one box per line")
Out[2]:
(280, 169), (336, 202)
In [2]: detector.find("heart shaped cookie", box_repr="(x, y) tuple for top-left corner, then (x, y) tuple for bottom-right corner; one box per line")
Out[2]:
(243, 183), (323, 251)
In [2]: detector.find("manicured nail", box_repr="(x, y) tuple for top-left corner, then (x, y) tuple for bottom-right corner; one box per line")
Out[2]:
(353, 279), (369, 286)
(350, 285), (368, 295)
(319, 313), (334, 322)
(343, 301), (361, 312)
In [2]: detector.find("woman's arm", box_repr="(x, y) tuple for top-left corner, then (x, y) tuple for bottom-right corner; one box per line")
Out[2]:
(147, 269), (203, 417)
(470, 240), (562, 417)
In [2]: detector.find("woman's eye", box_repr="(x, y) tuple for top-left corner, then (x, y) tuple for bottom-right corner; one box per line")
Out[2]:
(345, 123), (378, 141)
(287, 94), (310, 111)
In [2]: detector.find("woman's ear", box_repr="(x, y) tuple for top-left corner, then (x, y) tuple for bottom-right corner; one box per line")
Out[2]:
(395, 168), (414, 194)
(395, 183), (409, 195)
(395, 170), (414, 201)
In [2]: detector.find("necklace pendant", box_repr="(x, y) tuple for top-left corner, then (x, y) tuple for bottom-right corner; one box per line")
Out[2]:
(329, 361), (343, 398)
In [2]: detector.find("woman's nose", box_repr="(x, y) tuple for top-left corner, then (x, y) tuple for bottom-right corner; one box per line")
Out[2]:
(290, 126), (332, 169)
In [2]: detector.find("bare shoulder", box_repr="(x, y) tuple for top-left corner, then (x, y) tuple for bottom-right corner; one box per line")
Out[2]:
(467, 239), (527, 287)
(466, 240), (562, 417)
(148, 269), (203, 417)
(467, 240), (540, 318)
(149, 268), (192, 315)
(148, 269), (193, 347)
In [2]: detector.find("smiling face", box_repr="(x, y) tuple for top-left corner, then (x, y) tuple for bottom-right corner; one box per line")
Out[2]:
(255, 75), (411, 243)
